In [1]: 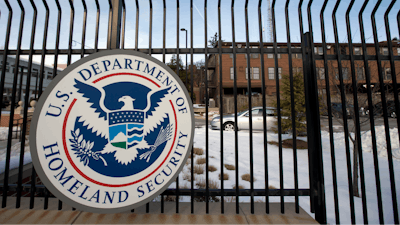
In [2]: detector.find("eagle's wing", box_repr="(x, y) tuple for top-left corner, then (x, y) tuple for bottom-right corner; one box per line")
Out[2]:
(141, 87), (172, 136)
(145, 87), (171, 117)
(74, 79), (107, 120)
(74, 79), (108, 138)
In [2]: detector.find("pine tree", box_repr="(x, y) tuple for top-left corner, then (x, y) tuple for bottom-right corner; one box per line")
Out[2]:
(166, 55), (190, 88)
(273, 72), (306, 136)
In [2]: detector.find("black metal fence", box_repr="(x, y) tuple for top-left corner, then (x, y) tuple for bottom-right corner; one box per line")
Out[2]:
(0, 0), (399, 224)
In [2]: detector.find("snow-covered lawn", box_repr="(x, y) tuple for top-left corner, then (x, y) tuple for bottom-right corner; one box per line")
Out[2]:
(0, 125), (399, 223)
(172, 126), (400, 224)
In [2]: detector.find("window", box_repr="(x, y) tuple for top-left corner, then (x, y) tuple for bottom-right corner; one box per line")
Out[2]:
(354, 47), (362, 55)
(245, 46), (259, 58)
(267, 46), (273, 58)
(230, 46), (233, 58)
(397, 48), (400, 55)
(47, 71), (53, 80)
(253, 67), (260, 79)
(292, 47), (302, 59)
(245, 67), (260, 80)
(356, 67), (365, 80)
(268, 67), (281, 79)
(22, 68), (28, 76)
(292, 67), (302, 74)
(335, 67), (349, 80)
(5, 62), (9, 72)
(230, 67), (234, 79)
(381, 47), (388, 55)
(266, 109), (275, 116)
(32, 68), (38, 78)
(340, 46), (347, 55)
(314, 47), (323, 55)
(342, 68), (349, 80)
(268, 67), (274, 79)
(384, 68), (391, 80)
(317, 68), (325, 79)
(277, 47), (281, 59)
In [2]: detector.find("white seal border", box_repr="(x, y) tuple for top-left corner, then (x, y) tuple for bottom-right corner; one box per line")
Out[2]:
(30, 50), (195, 214)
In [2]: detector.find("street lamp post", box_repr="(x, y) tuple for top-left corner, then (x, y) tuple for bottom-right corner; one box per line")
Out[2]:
(180, 28), (188, 88)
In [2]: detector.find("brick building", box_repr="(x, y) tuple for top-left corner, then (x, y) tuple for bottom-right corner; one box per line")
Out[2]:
(196, 41), (400, 106)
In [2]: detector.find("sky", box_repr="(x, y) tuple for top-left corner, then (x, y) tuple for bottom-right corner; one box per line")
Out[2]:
(0, 0), (399, 66)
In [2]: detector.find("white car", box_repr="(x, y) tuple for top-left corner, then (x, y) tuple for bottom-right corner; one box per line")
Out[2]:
(210, 107), (279, 131)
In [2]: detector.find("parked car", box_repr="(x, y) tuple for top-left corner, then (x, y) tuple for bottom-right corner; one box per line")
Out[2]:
(331, 103), (354, 118)
(210, 107), (279, 131)
(365, 100), (398, 118)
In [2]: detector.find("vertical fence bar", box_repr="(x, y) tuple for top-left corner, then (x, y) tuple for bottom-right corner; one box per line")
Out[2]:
(121, 0), (125, 49)
(298, 0), (315, 213)
(230, 0), (240, 214)
(345, 1), (368, 223)
(244, 0), (254, 214)
(80, 0), (87, 58)
(94, 0), (100, 52)
(271, 0), (284, 214)
(371, 1), (399, 223)
(306, 2), (326, 223)
(145, 0), (153, 213)
(16, 0), (37, 208)
(284, 0), (299, 214)
(217, 0), (224, 213)
(30, 0), (50, 209)
(303, 31), (327, 224)
(176, 0), (180, 214)
(190, 0), (194, 214)
(332, 1), (356, 223)
(161, 0), (166, 213)
(387, 0), (400, 140)
(107, 0), (112, 48)
(148, 0), (152, 55)
(258, 0), (269, 214)
(67, 0), (75, 65)
(359, 0), (383, 223)
(135, 0), (139, 51)
(204, 0), (209, 214)
(2, 0), (25, 208)
(17, 65), (24, 102)
(320, 0), (340, 223)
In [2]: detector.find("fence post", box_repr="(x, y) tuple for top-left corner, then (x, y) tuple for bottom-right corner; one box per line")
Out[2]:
(108, 0), (123, 49)
(303, 32), (327, 224)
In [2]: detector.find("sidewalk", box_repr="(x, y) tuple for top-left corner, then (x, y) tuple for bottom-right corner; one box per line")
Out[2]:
(0, 197), (317, 224)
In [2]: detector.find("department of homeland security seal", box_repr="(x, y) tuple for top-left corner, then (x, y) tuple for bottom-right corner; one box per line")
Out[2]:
(30, 50), (194, 213)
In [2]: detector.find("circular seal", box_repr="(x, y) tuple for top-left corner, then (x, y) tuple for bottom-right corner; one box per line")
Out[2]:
(30, 50), (194, 213)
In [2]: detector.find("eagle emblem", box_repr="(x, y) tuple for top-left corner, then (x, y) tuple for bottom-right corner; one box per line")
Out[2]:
(69, 79), (173, 177)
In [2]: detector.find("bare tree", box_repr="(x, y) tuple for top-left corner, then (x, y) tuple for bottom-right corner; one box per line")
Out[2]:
(317, 57), (398, 197)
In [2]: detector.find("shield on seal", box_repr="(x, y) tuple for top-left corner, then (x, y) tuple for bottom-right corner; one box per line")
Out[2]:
(108, 110), (145, 149)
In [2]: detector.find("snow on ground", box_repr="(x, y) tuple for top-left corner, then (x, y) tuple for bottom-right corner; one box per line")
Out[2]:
(0, 127), (20, 140)
(0, 142), (31, 174)
(0, 124), (399, 223)
(169, 125), (400, 224)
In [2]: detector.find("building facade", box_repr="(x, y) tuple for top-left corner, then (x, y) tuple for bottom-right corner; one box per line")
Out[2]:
(200, 41), (400, 106)
(0, 56), (58, 105)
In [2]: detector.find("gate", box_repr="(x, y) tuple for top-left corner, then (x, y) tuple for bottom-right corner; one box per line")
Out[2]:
(0, 0), (399, 224)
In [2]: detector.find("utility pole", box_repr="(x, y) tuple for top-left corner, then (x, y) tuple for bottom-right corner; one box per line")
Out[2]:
(267, 0), (273, 42)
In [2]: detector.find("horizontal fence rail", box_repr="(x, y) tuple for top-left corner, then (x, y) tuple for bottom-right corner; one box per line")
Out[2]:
(0, 0), (399, 224)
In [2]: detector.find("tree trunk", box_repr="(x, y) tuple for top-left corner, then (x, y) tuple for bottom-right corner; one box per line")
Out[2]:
(352, 140), (360, 197)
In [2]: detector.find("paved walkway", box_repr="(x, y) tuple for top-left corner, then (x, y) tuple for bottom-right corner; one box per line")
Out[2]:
(0, 197), (317, 224)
